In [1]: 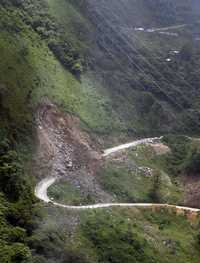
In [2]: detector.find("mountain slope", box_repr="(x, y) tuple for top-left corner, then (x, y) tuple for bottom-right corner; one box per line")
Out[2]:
(70, 0), (200, 136)
(1, 0), (200, 142)
(0, 1), (200, 263)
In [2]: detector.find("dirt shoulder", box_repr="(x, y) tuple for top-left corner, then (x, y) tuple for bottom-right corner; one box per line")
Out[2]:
(149, 143), (170, 155)
(182, 174), (200, 209)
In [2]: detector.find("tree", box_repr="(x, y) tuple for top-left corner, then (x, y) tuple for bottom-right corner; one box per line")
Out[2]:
(197, 232), (200, 246)
(185, 149), (200, 174)
(149, 170), (161, 202)
(0, 139), (23, 201)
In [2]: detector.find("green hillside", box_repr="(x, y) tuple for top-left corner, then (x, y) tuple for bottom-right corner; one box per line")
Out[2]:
(71, 0), (200, 136)
(0, 1), (126, 139)
(0, 1), (200, 263)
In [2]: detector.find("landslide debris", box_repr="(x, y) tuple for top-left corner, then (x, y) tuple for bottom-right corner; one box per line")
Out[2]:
(35, 99), (113, 203)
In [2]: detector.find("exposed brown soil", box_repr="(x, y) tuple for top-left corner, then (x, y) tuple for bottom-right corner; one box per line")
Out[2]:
(35, 98), (114, 203)
(182, 174), (200, 209)
(149, 143), (170, 155)
(34, 99), (200, 213)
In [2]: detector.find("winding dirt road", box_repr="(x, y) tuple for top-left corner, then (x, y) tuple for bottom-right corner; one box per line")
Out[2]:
(102, 137), (162, 157)
(35, 137), (200, 213)
(148, 24), (187, 32)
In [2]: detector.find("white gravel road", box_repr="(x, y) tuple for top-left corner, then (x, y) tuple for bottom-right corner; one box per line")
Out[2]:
(35, 137), (200, 212)
(102, 137), (162, 157)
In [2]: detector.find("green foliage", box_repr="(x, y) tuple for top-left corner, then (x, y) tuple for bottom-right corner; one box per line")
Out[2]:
(99, 144), (183, 204)
(0, 192), (33, 263)
(0, 137), (39, 263)
(81, 211), (155, 263)
(1, 0), (200, 140)
(0, 1), (200, 263)
(0, 1), (127, 139)
(162, 135), (200, 175)
(68, 0), (200, 136)
(5, 0), (83, 76)
(148, 170), (162, 202)
(197, 232), (200, 247)
(48, 180), (95, 205)
(61, 249), (89, 263)
(162, 135), (191, 174)
(0, 139), (24, 201)
(185, 147), (200, 174)
(98, 164), (153, 203)
(79, 209), (200, 263)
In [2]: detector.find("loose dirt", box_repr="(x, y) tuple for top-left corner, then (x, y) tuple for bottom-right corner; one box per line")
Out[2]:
(35, 99), (113, 203)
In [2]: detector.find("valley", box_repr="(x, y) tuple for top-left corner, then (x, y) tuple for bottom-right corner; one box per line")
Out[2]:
(34, 100), (200, 214)
(0, 1), (200, 263)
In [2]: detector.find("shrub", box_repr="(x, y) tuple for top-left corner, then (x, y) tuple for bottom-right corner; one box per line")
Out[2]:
(185, 149), (200, 174)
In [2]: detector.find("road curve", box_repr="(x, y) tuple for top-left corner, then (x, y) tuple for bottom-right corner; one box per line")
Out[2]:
(102, 137), (162, 157)
(149, 24), (187, 32)
(35, 137), (200, 213)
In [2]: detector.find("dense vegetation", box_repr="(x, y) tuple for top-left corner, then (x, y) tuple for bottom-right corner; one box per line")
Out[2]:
(50, 136), (200, 207)
(1, 0), (200, 142)
(0, 0), (200, 262)
(48, 179), (95, 205)
(78, 208), (200, 263)
(70, 0), (200, 137)
(162, 135), (200, 175)
(5, 0), (84, 77)
(98, 143), (183, 205)
(0, 139), (36, 262)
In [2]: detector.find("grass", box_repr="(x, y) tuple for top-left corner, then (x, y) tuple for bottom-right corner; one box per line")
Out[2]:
(48, 180), (95, 205)
(0, 5), (124, 138)
(129, 145), (184, 202)
(48, 143), (183, 206)
(98, 144), (183, 204)
(0, 2), (200, 263)
(2, 0), (199, 142)
(46, 0), (93, 52)
(29, 204), (200, 263)
(75, 208), (200, 263)
(98, 164), (153, 203)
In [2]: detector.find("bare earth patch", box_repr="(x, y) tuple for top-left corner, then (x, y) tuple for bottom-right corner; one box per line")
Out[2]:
(149, 143), (170, 155)
(35, 98), (113, 203)
(183, 174), (200, 209)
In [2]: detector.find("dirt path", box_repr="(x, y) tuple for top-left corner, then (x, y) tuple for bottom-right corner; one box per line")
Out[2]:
(35, 129), (200, 213)
(35, 171), (199, 212)
(149, 24), (187, 32)
(102, 137), (162, 156)
(35, 100), (113, 203)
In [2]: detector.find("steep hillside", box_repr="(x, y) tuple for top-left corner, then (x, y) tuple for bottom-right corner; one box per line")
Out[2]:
(0, 1), (200, 263)
(1, 0), (200, 143)
(70, 0), (200, 137)
(0, 0), (124, 143)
